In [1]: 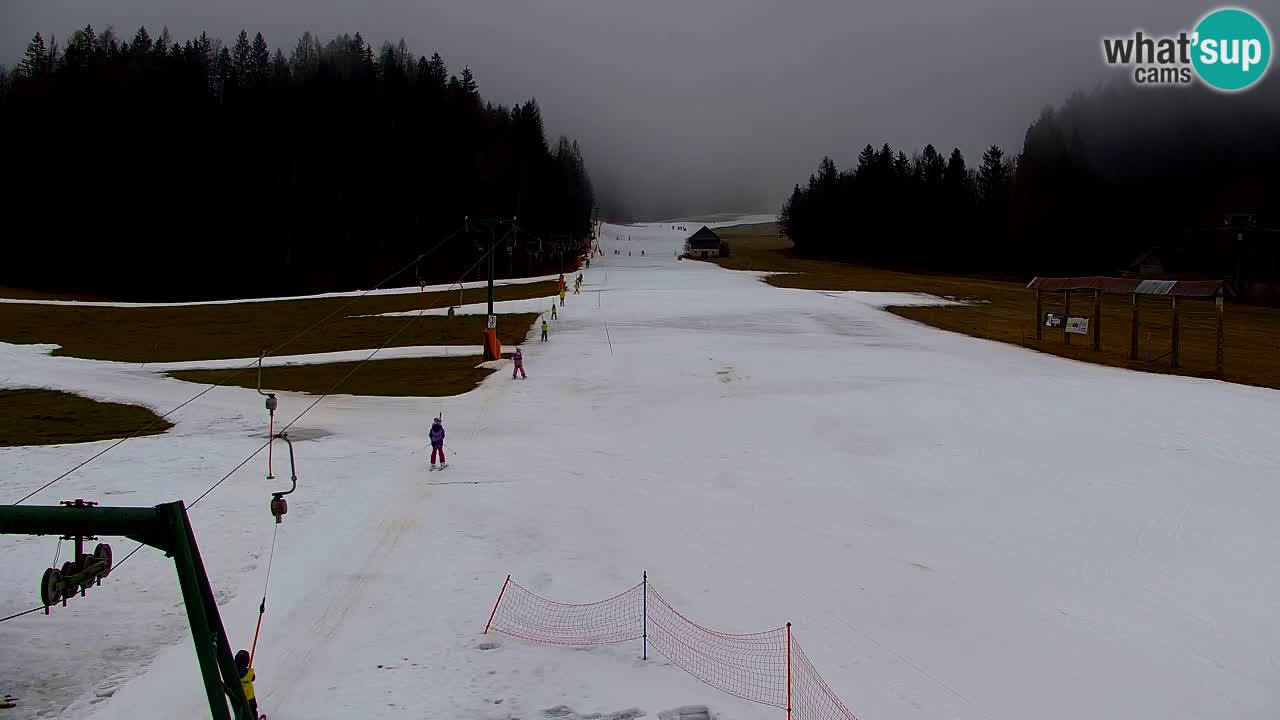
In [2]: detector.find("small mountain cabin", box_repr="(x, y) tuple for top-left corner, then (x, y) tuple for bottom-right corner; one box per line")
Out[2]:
(685, 226), (722, 259)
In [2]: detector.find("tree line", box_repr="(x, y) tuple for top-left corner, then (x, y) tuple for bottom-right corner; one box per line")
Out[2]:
(0, 26), (595, 300)
(779, 82), (1280, 286)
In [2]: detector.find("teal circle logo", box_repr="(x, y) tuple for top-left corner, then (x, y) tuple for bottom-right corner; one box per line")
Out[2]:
(1192, 8), (1272, 91)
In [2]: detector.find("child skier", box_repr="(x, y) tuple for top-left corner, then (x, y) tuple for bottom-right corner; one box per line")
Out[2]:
(541, 319), (549, 341)
(512, 348), (527, 379)
(551, 302), (557, 320)
(429, 417), (447, 470)
(235, 650), (262, 720)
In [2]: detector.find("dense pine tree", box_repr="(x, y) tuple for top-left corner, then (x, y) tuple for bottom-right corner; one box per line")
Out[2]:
(780, 79), (1280, 284)
(0, 26), (595, 300)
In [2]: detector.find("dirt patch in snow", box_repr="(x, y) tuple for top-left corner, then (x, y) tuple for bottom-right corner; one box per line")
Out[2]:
(0, 388), (173, 447)
(714, 223), (1280, 389)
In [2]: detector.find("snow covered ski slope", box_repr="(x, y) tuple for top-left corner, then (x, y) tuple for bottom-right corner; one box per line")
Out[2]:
(2, 220), (1279, 719)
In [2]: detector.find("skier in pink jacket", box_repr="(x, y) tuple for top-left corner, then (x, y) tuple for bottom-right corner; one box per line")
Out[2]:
(512, 348), (527, 379)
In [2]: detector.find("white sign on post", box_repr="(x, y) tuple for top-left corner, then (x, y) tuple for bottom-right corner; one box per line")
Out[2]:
(487, 315), (497, 330)
(1065, 317), (1089, 335)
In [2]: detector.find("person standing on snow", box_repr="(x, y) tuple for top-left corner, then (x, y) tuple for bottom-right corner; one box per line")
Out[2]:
(429, 417), (447, 470)
(512, 348), (527, 379)
(235, 650), (262, 720)
(551, 302), (557, 320)
(559, 288), (566, 306)
(541, 319), (549, 341)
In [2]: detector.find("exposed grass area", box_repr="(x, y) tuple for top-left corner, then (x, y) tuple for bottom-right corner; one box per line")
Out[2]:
(169, 354), (502, 397)
(0, 388), (173, 447)
(716, 223), (1280, 390)
(0, 283), (555, 363)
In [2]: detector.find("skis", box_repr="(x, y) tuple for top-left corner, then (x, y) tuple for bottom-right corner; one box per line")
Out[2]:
(429, 463), (449, 472)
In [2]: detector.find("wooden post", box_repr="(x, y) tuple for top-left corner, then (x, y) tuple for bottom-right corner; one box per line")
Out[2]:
(1034, 289), (1042, 341)
(1170, 296), (1180, 369)
(1092, 289), (1101, 351)
(1129, 294), (1140, 360)
(1063, 290), (1071, 345)
(1216, 293), (1224, 375)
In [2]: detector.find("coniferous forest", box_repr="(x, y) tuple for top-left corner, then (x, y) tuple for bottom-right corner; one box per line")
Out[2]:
(0, 27), (595, 300)
(779, 82), (1280, 298)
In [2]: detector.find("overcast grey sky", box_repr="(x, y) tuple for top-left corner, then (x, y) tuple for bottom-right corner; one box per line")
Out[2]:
(3, 0), (1221, 218)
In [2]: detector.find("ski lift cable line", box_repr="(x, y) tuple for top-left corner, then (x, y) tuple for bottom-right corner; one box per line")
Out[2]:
(0, 542), (147, 624)
(10, 225), (467, 506)
(2, 238), (467, 620)
(187, 224), (515, 510)
(1, 222), (526, 623)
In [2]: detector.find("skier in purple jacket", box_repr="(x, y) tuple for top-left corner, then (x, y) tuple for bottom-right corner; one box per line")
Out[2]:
(428, 417), (447, 470)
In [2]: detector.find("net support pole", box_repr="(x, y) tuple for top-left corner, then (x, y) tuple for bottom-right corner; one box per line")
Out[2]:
(786, 622), (792, 720)
(642, 571), (648, 661)
(484, 574), (511, 634)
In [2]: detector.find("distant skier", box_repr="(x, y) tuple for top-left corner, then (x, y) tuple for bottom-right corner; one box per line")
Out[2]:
(235, 650), (263, 720)
(429, 417), (447, 470)
(551, 302), (557, 320)
(513, 348), (527, 379)
(541, 319), (549, 341)
(559, 289), (566, 306)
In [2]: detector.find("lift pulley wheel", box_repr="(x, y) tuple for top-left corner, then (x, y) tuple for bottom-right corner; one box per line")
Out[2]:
(40, 567), (62, 606)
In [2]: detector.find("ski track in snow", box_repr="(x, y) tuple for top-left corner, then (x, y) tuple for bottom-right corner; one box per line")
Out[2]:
(2, 217), (1279, 719)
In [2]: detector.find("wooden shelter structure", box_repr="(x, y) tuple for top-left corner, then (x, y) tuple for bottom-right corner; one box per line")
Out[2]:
(1026, 276), (1230, 373)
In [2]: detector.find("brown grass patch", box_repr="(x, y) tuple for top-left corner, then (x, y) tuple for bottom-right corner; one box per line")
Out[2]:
(0, 388), (173, 447)
(716, 223), (1280, 390)
(169, 354), (500, 397)
(0, 283), (554, 363)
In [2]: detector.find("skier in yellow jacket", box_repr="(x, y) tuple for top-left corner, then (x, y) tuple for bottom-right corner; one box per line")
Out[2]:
(235, 650), (262, 719)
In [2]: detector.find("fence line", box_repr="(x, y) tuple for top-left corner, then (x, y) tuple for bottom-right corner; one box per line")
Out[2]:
(483, 574), (858, 720)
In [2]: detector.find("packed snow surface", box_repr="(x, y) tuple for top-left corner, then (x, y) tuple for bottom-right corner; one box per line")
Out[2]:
(1, 219), (1278, 720)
